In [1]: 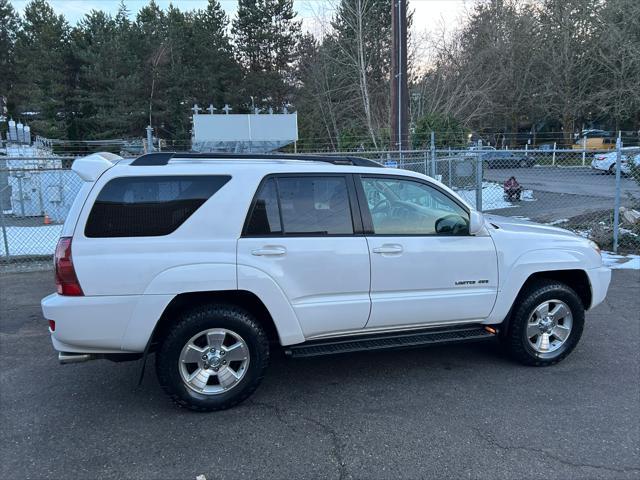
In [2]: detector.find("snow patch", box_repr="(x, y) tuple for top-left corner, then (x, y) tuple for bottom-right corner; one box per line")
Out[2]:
(455, 182), (535, 211)
(601, 252), (640, 270)
(545, 219), (569, 226)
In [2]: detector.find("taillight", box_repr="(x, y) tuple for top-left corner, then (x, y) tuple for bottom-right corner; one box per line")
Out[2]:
(54, 237), (84, 296)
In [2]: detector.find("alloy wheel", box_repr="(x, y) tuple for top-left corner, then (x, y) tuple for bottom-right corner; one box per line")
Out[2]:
(178, 328), (250, 395)
(526, 299), (573, 354)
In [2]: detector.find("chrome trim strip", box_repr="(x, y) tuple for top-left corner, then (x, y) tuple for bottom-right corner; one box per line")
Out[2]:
(304, 320), (488, 342)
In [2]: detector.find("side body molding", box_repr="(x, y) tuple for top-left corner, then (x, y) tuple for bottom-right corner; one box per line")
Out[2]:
(486, 248), (593, 323)
(237, 264), (306, 346)
(121, 263), (306, 351)
(121, 263), (237, 351)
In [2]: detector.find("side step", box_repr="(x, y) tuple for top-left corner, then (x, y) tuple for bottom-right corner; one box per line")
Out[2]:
(285, 324), (496, 358)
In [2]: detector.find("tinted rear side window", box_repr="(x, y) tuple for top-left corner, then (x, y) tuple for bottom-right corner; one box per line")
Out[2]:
(245, 176), (354, 236)
(85, 175), (230, 237)
(244, 178), (282, 236)
(277, 177), (354, 235)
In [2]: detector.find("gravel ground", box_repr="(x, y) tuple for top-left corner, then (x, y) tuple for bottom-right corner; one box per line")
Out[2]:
(1, 269), (639, 480)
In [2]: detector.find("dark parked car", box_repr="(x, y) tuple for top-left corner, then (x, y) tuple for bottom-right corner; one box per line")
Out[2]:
(468, 148), (535, 169)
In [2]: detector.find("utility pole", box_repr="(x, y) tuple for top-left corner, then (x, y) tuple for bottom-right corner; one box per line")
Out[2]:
(391, 0), (408, 153)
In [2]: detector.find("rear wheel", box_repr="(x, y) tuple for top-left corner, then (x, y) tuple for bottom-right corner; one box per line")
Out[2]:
(504, 280), (584, 366)
(156, 304), (270, 411)
(608, 164), (616, 175)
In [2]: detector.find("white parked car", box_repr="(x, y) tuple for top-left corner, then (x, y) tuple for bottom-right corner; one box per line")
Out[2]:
(591, 147), (639, 175)
(41, 152), (611, 411)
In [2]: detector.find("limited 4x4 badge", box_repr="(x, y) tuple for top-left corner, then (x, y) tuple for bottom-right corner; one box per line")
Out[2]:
(455, 279), (489, 286)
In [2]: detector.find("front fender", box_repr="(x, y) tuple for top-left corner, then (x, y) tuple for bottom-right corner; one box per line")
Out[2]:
(486, 248), (596, 323)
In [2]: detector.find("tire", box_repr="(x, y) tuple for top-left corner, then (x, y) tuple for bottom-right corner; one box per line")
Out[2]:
(504, 280), (584, 367)
(156, 304), (270, 411)
(608, 164), (615, 175)
(483, 160), (490, 170)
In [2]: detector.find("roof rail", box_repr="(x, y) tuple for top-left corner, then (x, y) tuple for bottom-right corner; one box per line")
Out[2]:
(130, 152), (383, 168)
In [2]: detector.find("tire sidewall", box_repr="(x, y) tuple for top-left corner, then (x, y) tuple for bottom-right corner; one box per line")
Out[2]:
(510, 283), (585, 365)
(156, 306), (269, 410)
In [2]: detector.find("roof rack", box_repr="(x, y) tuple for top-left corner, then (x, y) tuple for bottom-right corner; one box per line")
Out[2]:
(130, 152), (384, 168)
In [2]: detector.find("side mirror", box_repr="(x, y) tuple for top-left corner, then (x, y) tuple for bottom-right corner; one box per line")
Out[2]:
(469, 211), (485, 235)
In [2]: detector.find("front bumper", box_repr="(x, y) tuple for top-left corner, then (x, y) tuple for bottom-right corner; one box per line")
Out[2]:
(587, 266), (611, 310)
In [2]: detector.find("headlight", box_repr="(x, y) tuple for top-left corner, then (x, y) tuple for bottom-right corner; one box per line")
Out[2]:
(588, 240), (601, 254)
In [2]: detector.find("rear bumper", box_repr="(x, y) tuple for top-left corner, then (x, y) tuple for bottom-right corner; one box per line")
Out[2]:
(587, 266), (611, 310)
(41, 293), (173, 353)
(42, 293), (139, 353)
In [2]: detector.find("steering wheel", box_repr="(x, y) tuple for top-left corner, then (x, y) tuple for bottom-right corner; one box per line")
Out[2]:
(435, 214), (468, 235)
(371, 198), (391, 214)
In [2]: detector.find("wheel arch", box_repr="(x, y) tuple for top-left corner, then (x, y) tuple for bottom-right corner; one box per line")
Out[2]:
(151, 290), (285, 349)
(499, 269), (591, 335)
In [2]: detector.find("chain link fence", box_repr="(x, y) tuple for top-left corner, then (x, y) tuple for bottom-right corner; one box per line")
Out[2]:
(1, 144), (639, 271)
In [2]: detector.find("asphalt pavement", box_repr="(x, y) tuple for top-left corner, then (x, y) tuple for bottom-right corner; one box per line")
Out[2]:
(1, 269), (639, 479)
(483, 166), (640, 222)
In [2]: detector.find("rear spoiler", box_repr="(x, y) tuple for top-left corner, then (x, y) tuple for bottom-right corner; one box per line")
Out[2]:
(71, 152), (122, 182)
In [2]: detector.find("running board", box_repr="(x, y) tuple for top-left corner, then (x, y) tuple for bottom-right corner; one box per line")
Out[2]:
(285, 325), (497, 358)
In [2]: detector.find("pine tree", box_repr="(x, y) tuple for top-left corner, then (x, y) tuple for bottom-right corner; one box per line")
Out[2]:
(190, 0), (241, 105)
(0, 0), (19, 109)
(13, 0), (70, 138)
(232, 0), (301, 110)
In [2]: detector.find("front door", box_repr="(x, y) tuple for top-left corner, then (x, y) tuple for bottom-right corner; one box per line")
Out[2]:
(237, 174), (371, 338)
(358, 175), (498, 329)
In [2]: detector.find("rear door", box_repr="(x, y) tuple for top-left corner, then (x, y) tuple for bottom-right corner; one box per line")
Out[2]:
(357, 174), (498, 329)
(237, 174), (371, 338)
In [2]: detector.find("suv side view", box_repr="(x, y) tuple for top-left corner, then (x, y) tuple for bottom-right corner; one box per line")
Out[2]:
(41, 152), (611, 411)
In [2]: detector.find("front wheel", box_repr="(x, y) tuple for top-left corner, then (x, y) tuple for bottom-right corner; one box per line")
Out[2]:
(504, 280), (585, 366)
(156, 304), (270, 411)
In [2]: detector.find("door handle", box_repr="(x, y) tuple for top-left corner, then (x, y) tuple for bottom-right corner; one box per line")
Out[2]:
(251, 246), (286, 256)
(372, 244), (403, 254)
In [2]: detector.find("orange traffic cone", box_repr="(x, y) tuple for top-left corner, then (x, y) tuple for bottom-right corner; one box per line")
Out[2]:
(44, 214), (51, 225)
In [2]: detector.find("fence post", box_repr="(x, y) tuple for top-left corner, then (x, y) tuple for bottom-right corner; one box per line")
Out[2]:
(430, 131), (436, 178)
(448, 157), (452, 187)
(581, 135), (586, 166)
(146, 125), (154, 153)
(552, 142), (557, 166)
(423, 150), (427, 176)
(613, 134), (623, 254)
(0, 196), (9, 258)
(17, 174), (25, 217)
(475, 152), (483, 211)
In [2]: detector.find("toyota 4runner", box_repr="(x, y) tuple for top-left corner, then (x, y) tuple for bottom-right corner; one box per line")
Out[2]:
(41, 152), (611, 411)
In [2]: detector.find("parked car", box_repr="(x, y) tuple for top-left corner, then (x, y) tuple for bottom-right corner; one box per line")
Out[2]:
(590, 147), (639, 175)
(468, 146), (535, 168)
(41, 152), (611, 411)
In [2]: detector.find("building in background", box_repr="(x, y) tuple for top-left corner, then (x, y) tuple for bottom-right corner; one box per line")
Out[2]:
(0, 124), (78, 224)
(191, 108), (298, 153)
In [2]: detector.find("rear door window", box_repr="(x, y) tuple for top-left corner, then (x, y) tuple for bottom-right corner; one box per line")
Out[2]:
(85, 175), (230, 237)
(244, 176), (355, 236)
(244, 178), (282, 236)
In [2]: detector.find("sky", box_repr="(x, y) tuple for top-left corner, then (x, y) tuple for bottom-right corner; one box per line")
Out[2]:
(11, 0), (471, 38)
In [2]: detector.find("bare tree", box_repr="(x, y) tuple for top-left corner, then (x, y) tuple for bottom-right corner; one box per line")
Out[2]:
(594, 0), (640, 131)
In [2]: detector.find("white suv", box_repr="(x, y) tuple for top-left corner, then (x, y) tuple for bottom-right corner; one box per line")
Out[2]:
(41, 152), (611, 411)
